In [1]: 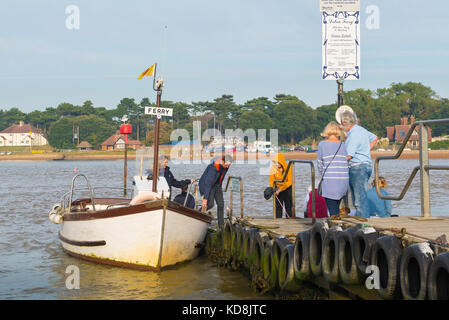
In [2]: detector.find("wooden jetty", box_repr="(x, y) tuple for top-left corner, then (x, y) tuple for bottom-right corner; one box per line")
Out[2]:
(204, 215), (449, 300)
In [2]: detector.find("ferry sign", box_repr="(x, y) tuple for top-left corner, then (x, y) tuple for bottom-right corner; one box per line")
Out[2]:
(144, 107), (173, 117)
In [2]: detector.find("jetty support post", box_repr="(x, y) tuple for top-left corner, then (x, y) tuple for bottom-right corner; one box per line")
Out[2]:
(419, 123), (431, 218)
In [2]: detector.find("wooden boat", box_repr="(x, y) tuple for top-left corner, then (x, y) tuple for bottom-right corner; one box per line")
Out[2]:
(52, 192), (211, 271)
(49, 64), (213, 271)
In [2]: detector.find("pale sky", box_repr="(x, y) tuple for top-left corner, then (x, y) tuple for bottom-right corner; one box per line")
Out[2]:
(1, 0), (448, 112)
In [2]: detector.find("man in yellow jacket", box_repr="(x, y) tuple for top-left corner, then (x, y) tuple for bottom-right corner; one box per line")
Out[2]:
(269, 153), (293, 218)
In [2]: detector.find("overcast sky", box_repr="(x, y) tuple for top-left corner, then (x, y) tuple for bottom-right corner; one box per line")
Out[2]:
(1, 0), (448, 112)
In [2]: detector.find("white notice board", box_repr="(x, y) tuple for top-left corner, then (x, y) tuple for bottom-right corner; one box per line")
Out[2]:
(321, 0), (360, 80)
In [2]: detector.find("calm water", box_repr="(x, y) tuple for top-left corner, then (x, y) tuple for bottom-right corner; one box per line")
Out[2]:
(0, 158), (448, 299)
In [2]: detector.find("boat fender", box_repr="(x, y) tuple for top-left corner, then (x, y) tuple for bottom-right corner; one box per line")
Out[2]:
(400, 242), (434, 300)
(370, 235), (403, 299)
(129, 191), (161, 205)
(269, 236), (290, 290)
(322, 226), (343, 283)
(353, 227), (379, 275)
(294, 230), (311, 282)
(427, 251), (449, 300)
(278, 244), (300, 292)
(309, 220), (329, 277)
(338, 225), (362, 284)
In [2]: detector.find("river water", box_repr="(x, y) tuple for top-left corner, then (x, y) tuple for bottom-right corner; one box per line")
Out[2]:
(0, 158), (448, 299)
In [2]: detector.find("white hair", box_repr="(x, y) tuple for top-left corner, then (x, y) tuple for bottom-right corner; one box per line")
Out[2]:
(340, 110), (358, 127)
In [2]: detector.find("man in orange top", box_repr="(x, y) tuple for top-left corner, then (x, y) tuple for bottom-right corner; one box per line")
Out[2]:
(199, 155), (233, 229)
(269, 153), (293, 218)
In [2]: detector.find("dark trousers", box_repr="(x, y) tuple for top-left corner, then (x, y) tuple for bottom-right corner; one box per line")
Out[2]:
(275, 186), (292, 218)
(325, 198), (341, 216)
(207, 184), (225, 229)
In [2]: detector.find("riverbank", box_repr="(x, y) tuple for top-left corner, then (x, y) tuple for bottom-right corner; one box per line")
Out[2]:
(1, 150), (449, 161)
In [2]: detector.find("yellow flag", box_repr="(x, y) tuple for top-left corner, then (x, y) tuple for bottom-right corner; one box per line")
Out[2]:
(137, 64), (155, 79)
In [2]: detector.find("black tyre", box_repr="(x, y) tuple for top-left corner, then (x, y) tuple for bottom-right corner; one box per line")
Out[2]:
(279, 244), (300, 292)
(338, 225), (361, 284)
(353, 227), (379, 276)
(322, 226), (343, 283)
(294, 230), (311, 282)
(222, 220), (234, 262)
(427, 251), (449, 300)
(400, 242), (434, 300)
(370, 235), (403, 299)
(242, 228), (258, 270)
(309, 220), (329, 276)
(270, 236), (290, 290)
(249, 231), (267, 273)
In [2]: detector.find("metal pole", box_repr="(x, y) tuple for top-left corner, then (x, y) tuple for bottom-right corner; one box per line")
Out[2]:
(337, 78), (344, 107)
(230, 183), (233, 217)
(124, 134), (127, 196)
(419, 123), (431, 218)
(291, 164), (296, 218)
(152, 91), (162, 193)
(240, 180), (243, 218)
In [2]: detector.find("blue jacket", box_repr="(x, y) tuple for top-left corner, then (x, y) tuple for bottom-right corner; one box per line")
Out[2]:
(173, 192), (195, 209)
(199, 157), (229, 200)
(366, 187), (393, 217)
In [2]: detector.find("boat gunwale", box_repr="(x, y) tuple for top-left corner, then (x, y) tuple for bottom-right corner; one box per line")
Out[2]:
(62, 198), (212, 224)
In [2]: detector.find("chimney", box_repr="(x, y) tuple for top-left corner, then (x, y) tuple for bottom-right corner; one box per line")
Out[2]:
(410, 115), (415, 124)
(19, 120), (24, 126)
(400, 116), (408, 126)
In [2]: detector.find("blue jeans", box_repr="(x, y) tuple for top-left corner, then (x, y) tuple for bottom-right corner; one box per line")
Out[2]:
(349, 163), (372, 218)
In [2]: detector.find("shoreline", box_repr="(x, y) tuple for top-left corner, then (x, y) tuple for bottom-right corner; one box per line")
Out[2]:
(1, 150), (449, 161)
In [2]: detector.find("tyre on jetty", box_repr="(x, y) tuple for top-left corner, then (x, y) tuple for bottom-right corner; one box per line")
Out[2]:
(278, 243), (301, 292)
(353, 226), (379, 276)
(261, 239), (275, 292)
(230, 224), (244, 268)
(294, 230), (311, 282)
(370, 235), (403, 299)
(222, 220), (234, 264)
(399, 242), (434, 300)
(242, 228), (258, 270)
(205, 232), (218, 257)
(237, 227), (251, 267)
(337, 225), (362, 285)
(249, 231), (269, 274)
(427, 251), (449, 300)
(322, 225), (343, 284)
(261, 236), (290, 291)
(309, 220), (329, 276)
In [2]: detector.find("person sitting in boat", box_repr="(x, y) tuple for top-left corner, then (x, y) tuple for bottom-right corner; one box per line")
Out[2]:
(199, 154), (233, 229)
(173, 184), (196, 209)
(147, 156), (194, 200)
(366, 176), (393, 218)
(269, 153), (292, 218)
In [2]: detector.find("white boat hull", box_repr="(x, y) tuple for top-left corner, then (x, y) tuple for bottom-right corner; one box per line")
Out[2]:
(58, 199), (212, 270)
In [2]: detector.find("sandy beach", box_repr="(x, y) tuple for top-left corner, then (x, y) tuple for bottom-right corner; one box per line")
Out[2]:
(1, 150), (449, 161)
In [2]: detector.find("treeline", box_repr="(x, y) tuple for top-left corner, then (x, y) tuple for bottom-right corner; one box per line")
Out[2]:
(0, 82), (448, 149)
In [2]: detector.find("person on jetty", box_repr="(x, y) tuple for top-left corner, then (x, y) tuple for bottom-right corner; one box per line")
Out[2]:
(366, 176), (393, 217)
(199, 154), (233, 229)
(340, 109), (378, 218)
(317, 121), (349, 216)
(173, 184), (196, 209)
(269, 153), (293, 218)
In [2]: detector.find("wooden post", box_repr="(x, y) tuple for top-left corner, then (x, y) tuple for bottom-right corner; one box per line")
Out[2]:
(240, 179), (244, 218)
(124, 134), (127, 196)
(419, 123), (431, 218)
(152, 91), (162, 193)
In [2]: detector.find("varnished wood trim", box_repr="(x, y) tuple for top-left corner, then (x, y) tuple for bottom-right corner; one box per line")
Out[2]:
(58, 232), (106, 247)
(63, 199), (213, 224)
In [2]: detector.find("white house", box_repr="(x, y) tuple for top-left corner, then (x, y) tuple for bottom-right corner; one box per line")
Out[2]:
(0, 121), (48, 147)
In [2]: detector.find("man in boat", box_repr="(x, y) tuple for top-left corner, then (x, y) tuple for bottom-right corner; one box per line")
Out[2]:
(199, 154), (233, 229)
(173, 184), (196, 209)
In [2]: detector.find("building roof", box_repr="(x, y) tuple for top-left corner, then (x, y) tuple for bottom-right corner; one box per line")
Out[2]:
(101, 134), (143, 146)
(78, 141), (93, 148)
(0, 123), (43, 134)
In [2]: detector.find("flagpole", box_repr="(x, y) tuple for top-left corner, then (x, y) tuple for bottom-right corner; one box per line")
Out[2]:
(152, 64), (162, 193)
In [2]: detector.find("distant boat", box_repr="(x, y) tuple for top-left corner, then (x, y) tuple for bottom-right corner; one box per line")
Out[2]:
(306, 149), (318, 153)
(53, 153), (66, 161)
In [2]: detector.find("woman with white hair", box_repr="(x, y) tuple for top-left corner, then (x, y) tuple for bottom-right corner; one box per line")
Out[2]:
(340, 108), (378, 218)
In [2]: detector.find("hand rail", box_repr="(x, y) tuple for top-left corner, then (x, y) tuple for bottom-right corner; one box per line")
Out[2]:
(374, 118), (449, 218)
(273, 160), (316, 224)
(68, 174), (96, 212)
(184, 179), (199, 207)
(224, 176), (244, 218)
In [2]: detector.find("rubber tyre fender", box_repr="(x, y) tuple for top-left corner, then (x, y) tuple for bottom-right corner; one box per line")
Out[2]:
(370, 235), (403, 300)
(237, 227), (250, 264)
(338, 225), (362, 284)
(230, 224), (243, 262)
(242, 228), (258, 270)
(249, 231), (268, 273)
(269, 236), (290, 290)
(262, 239), (274, 290)
(427, 251), (449, 300)
(222, 220), (234, 261)
(353, 227), (379, 276)
(205, 232), (217, 256)
(322, 226), (343, 283)
(294, 230), (311, 282)
(278, 244), (300, 292)
(309, 220), (329, 277)
(400, 242), (434, 300)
